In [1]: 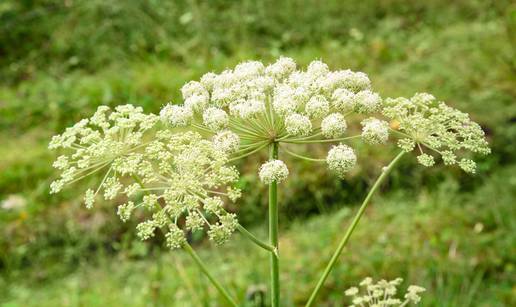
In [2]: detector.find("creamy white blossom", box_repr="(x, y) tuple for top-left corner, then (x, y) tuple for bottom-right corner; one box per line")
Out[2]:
(160, 104), (193, 127)
(203, 107), (229, 131)
(383, 93), (490, 173)
(326, 144), (357, 178)
(160, 57), (386, 180)
(259, 160), (289, 184)
(50, 112), (242, 249)
(361, 118), (389, 144)
(321, 113), (347, 138)
(345, 277), (425, 307)
(213, 130), (240, 153)
(285, 113), (312, 136)
(354, 90), (382, 114)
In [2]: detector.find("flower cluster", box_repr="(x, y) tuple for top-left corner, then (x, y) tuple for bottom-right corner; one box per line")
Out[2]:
(383, 93), (490, 173)
(135, 131), (241, 247)
(50, 106), (241, 249)
(49, 105), (159, 197)
(259, 160), (289, 184)
(344, 277), (425, 307)
(161, 57), (387, 181)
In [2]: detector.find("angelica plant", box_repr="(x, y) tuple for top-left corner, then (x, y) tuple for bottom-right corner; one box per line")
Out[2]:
(159, 58), (389, 305)
(49, 57), (490, 306)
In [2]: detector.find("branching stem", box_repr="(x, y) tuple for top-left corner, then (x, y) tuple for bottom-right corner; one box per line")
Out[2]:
(305, 151), (405, 306)
(237, 224), (276, 253)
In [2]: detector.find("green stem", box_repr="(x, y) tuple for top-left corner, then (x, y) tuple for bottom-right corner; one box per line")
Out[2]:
(269, 142), (280, 307)
(283, 135), (361, 144)
(305, 151), (405, 307)
(237, 224), (276, 253)
(183, 243), (238, 307)
(283, 147), (325, 162)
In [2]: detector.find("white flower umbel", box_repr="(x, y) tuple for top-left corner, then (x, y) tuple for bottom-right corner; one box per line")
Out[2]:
(160, 104), (193, 127)
(361, 118), (389, 144)
(259, 159), (289, 184)
(321, 113), (347, 138)
(285, 113), (312, 136)
(203, 107), (229, 131)
(49, 105), (159, 198)
(326, 144), (357, 178)
(383, 93), (490, 173)
(50, 110), (242, 249)
(162, 57), (386, 181)
(344, 277), (426, 307)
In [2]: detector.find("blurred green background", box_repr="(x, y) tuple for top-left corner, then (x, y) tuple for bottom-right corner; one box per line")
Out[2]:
(0, 1), (515, 306)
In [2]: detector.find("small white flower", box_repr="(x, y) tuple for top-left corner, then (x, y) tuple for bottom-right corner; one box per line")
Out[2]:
(136, 220), (156, 240)
(200, 72), (217, 91)
(305, 95), (330, 119)
(417, 153), (435, 167)
(259, 160), (289, 184)
(273, 85), (305, 115)
(117, 201), (135, 222)
(181, 81), (208, 100)
(203, 107), (229, 131)
(361, 118), (389, 144)
(84, 189), (95, 209)
(52, 155), (69, 170)
(165, 224), (186, 249)
(405, 285), (426, 304)
(327, 144), (357, 178)
(50, 180), (64, 194)
(230, 99), (266, 119)
(345, 71), (371, 92)
(307, 60), (330, 76)
(184, 93), (209, 112)
(331, 88), (355, 111)
(160, 104), (193, 127)
(265, 56), (297, 80)
(354, 90), (382, 114)
(285, 113), (312, 136)
(459, 158), (476, 174)
(345, 287), (359, 296)
(234, 61), (265, 78)
(213, 130), (240, 153)
(321, 113), (347, 138)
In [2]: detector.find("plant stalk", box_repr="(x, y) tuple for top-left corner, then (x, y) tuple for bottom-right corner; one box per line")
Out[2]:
(305, 151), (405, 306)
(269, 141), (280, 307)
(237, 224), (276, 253)
(183, 243), (238, 307)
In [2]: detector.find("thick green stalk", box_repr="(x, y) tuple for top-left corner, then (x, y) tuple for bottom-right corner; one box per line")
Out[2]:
(305, 151), (405, 306)
(183, 243), (238, 307)
(269, 142), (280, 307)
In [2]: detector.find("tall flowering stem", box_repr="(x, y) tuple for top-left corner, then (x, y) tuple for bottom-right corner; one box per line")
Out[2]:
(269, 142), (280, 306)
(305, 150), (406, 306)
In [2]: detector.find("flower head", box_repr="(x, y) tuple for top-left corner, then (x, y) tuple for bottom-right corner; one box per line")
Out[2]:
(49, 105), (158, 198)
(50, 110), (241, 249)
(162, 57), (385, 181)
(361, 118), (389, 144)
(326, 144), (357, 178)
(259, 160), (289, 184)
(321, 113), (347, 138)
(383, 93), (490, 173)
(285, 113), (312, 136)
(345, 277), (425, 307)
(160, 104), (193, 127)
